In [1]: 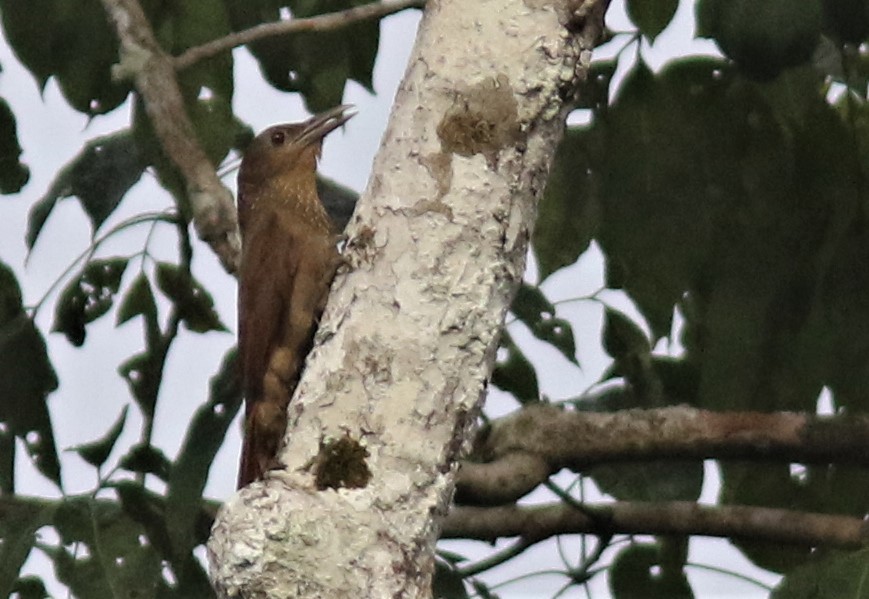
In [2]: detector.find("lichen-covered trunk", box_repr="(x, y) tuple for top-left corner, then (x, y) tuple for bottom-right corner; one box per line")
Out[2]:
(207, 0), (605, 595)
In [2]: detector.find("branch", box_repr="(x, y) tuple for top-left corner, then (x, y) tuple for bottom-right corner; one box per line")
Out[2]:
(442, 501), (869, 550)
(100, 0), (241, 274)
(457, 405), (869, 504)
(174, 0), (425, 71)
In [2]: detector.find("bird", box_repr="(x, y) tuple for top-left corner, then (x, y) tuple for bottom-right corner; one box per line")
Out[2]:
(236, 105), (355, 488)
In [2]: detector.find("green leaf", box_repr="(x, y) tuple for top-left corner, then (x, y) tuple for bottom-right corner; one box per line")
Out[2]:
(118, 443), (172, 481)
(603, 308), (649, 360)
(52, 257), (129, 346)
(317, 174), (359, 232)
(69, 405), (129, 469)
(574, 59), (617, 111)
(470, 579), (499, 599)
(0, 262), (61, 486)
(822, 0), (869, 43)
(114, 481), (173, 557)
(114, 480), (216, 595)
(720, 463), (813, 572)
(590, 460), (703, 502)
(773, 548), (869, 599)
(11, 576), (50, 599)
(119, 350), (165, 419)
(697, 0), (823, 79)
(628, 0), (679, 42)
(609, 543), (693, 599)
(0, 426), (13, 493)
(433, 559), (469, 599)
(50, 496), (162, 598)
(511, 283), (578, 364)
(26, 131), (146, 250)
(225, 0), (382, 111)
(0, 500), (56, 598)
(595, 59), (732, 338)
(491, 331), (539, 403)
(534, 125), (600, 279)
(0, 97), (29, 194)
(132, 0), (235, 205)
(0, 0), (130, 113)
(52, 0), (131, 114)
(155, 262), (227, 333)
(0, 0), (56, 87)
(116, 273), (159, 333)
(166, 348), (242, 560)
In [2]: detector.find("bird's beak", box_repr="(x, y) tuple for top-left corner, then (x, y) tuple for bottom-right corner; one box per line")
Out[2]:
(297, 104), (357, 147)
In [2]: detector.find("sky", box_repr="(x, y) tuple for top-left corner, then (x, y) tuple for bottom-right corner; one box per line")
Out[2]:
(0, 1), (781, 596)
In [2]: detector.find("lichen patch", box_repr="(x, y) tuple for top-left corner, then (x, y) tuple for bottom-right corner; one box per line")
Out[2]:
(436, 74), (521, 165)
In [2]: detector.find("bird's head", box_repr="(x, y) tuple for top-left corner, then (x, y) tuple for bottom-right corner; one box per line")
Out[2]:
(237, 105), (356, 213)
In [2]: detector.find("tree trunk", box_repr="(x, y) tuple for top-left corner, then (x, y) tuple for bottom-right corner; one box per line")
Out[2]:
(207, 0), (605, 596)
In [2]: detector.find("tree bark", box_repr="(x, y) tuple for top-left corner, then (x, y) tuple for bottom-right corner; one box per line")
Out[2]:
(207, 0), (606, 596)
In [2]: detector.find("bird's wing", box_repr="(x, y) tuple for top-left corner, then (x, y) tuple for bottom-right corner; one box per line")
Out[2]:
(237, 211), (337, 487)
(238, 210), (300, 406)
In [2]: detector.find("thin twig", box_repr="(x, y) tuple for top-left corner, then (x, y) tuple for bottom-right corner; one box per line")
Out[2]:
(457, 538), (534, 577)
(173, 0), (425, 71)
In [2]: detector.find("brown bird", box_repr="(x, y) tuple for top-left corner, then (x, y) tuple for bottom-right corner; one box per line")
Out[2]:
(236, 105), (355, 488)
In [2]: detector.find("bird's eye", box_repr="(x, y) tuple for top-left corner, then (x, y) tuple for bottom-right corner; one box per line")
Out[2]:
(270, 130), (286, 146)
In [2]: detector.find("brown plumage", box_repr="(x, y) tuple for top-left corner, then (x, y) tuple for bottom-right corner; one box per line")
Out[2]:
(236, 105), (355, 488)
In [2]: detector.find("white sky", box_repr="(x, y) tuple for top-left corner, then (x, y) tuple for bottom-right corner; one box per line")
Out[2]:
(0, 1), (781, 596)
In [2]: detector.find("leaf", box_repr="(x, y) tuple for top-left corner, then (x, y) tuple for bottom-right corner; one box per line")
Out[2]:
(590, 460), (703, 502)
(822, 0), (869, 43)
(114, 481), (173, 558)
(114, 480), (215, 595)
(603, 308), (649, 360)
(491, 331), (539, 403)
(0, 501), (56, 599)
(27, 131), (146, 250)
(719, 463), (813, 572)
(160, 0), (235, 156)
(511, 283), (578, 364)
(609, 543), (693, 599)
(119, 351), (164, 419)
(0, 261), (61, 486)
(51, 0), (131, 114)
(0, 0), (56, 87)
(11, 576), (50, 599)
(155, 262), (227, 333)
(595, 59), (731, 338)
(69, 405), (129, 469)
(118, 443), (172, 481)
(165, 348), (242, 560)
(534, 125), (601, 279)
(116, 273), (159, 334)
(0, 97), (29, 194)
(574, 59), (617, 111)
(50, 496), (162, 598)
(317, 174), (359, 232)
(627, 0), (679, 42)
(131, 0), (235, 207)
(773, 548), (869, 599)
(433, 560), (469, 599)
(697, 0), (823, 79)
(52, 257), (129, 346)
(225, 0), (383, 111)
(0, 0), (130, 113)
(0, 426), (12, 493)
(470, 579), (499, 599)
